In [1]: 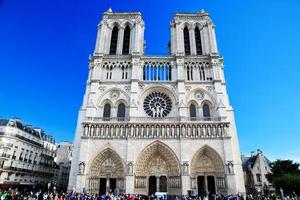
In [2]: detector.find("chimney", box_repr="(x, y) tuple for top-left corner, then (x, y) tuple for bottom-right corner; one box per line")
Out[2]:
(12, 117), (21, 122)
(257, 149), (263, 155)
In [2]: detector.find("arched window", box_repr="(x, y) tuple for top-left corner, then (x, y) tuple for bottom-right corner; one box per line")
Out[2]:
(103, 103), (111, 121)
(189, 104), (197, 121)
(109, 26), (118, 55)
(183, 27), (191, 55)
(195, 27), (202, 55)
(122, 26), (130, 55)
(117, 103), (126, 121)
(203, 104), (211, 120)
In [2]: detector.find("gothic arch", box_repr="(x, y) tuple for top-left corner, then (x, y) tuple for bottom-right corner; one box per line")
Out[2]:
(181, 22), (192, 30)
(192, 22), (204, 30)
(89, 148), (125, 178)
(88, 147), (126, 194)
(138, 85), (178, 105)
(120, 21), (134, 29)
(115, 99), (130, 107)
(108, 21), (122, 30)
(135, 141), (180, 177)
(186, 88), (217, 106)
(97, 88), (130, 107)
(190, 145), (224, 177)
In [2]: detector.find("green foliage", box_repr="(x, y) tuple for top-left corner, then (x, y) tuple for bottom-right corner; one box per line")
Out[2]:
(267, 159), (300, 194)
(273, 174), (300, 194)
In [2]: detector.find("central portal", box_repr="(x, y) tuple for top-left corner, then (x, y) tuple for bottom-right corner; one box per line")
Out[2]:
(148, 176), (168, 195)
(135, 141), (181, 195)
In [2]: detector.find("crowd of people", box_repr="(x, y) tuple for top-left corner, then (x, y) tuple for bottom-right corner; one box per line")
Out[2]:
(0, 189), (299, 200)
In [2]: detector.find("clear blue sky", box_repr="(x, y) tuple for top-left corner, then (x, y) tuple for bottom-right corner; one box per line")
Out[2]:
(0, 0), (299, 162)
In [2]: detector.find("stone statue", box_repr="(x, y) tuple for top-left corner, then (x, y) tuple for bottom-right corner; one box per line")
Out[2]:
(78, 162), (85, 174)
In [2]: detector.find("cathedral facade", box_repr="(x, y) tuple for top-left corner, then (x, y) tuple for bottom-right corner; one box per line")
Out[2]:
(68, 9), (246, 196)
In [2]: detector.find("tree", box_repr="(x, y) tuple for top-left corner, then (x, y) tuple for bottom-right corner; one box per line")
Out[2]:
(266, 160), (300, 194)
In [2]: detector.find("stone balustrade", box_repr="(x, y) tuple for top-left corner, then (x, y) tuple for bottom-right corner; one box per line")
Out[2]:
(81, 120), (229, 139)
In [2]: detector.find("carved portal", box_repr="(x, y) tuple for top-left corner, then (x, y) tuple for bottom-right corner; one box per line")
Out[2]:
(88, 148), (125, 194)
(135, 141), (181, 195)
(190, 145), (226, 193)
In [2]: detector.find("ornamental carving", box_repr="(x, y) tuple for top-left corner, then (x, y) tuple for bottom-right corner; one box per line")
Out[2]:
(226, 161), (234, 174)
(194, 90), (204, 100)
(110, 90), (120, 100)
(206, 86), (214, 91)
(127, 162), (134, 175)
(124, 86), (131, 93)
(99, 86), (106, 92)
(89, 148), (125, 178)
(78, 162), (85, 175)
(135, 141), (181, 177)
(185, 86), (191, 92)
(190, 145), (225, 177)
(182, 162), (189, 176)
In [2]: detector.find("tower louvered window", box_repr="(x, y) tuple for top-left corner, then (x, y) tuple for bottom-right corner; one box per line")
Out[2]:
(122, 26), (130, 55)
(195, 27), (203, 55)
(184, 27), (191, 55)
(109, 26), (118, 55)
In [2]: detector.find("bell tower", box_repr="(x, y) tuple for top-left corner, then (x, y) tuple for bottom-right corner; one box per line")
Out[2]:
(94, 8), (145, 55)
(170, 9), (218, 56)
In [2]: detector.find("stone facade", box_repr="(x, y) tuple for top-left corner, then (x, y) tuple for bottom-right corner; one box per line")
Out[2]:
(68, 9), (246, 195)
(0, 118), (58, 189)
(242, 150), (273, 195)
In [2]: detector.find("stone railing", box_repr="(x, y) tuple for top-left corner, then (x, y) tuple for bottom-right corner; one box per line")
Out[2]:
(81, 120), (229, 139)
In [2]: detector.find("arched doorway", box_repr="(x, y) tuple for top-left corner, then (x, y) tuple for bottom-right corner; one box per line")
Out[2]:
(88, 148), (125, 195)
(190, 145), (226, 196)
(135, 141), (181, 195)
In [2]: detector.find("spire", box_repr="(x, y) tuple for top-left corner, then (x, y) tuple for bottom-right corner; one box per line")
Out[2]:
(107, 8), (112, 13)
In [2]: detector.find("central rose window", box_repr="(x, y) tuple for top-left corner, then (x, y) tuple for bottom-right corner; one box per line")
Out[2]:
(143, 92), (172, 118)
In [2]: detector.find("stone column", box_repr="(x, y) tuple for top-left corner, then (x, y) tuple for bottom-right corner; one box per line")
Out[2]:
(176, 24), (184, 54)
(106, 178), (110, 193)
(156, 176), (160, 192)
(189, 28), (196, 55)
(104, 26), (112, 54)
(94, 24), (102, 53)
(204, 175), (208, 195)
(134, 25), (140, 53)
(116, 27), (124, 55)
(208, 24), (218, 53)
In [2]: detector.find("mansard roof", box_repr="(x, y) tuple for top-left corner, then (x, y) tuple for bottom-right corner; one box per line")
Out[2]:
(0, 117), (56, 144)
(242, 153), (272, 169)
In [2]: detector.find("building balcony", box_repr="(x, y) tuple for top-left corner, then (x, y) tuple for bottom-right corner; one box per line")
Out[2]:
(0, 143), (13, 149)
(0, 154), (11, 159)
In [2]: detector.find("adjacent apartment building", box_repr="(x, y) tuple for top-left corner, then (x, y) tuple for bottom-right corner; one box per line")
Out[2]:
(55, 141), (73, 192)
(0, 118), (58, 189)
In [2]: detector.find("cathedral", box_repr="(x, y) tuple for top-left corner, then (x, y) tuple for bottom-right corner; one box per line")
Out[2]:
(68, 8), (246, 196)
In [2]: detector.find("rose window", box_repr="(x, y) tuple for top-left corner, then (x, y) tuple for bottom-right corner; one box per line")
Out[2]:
(143, 92), (172, 118)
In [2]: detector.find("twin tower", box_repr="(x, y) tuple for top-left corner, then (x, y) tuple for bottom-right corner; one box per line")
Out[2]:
(94, 8), (218, 56)
(68, 8), (246, 196)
